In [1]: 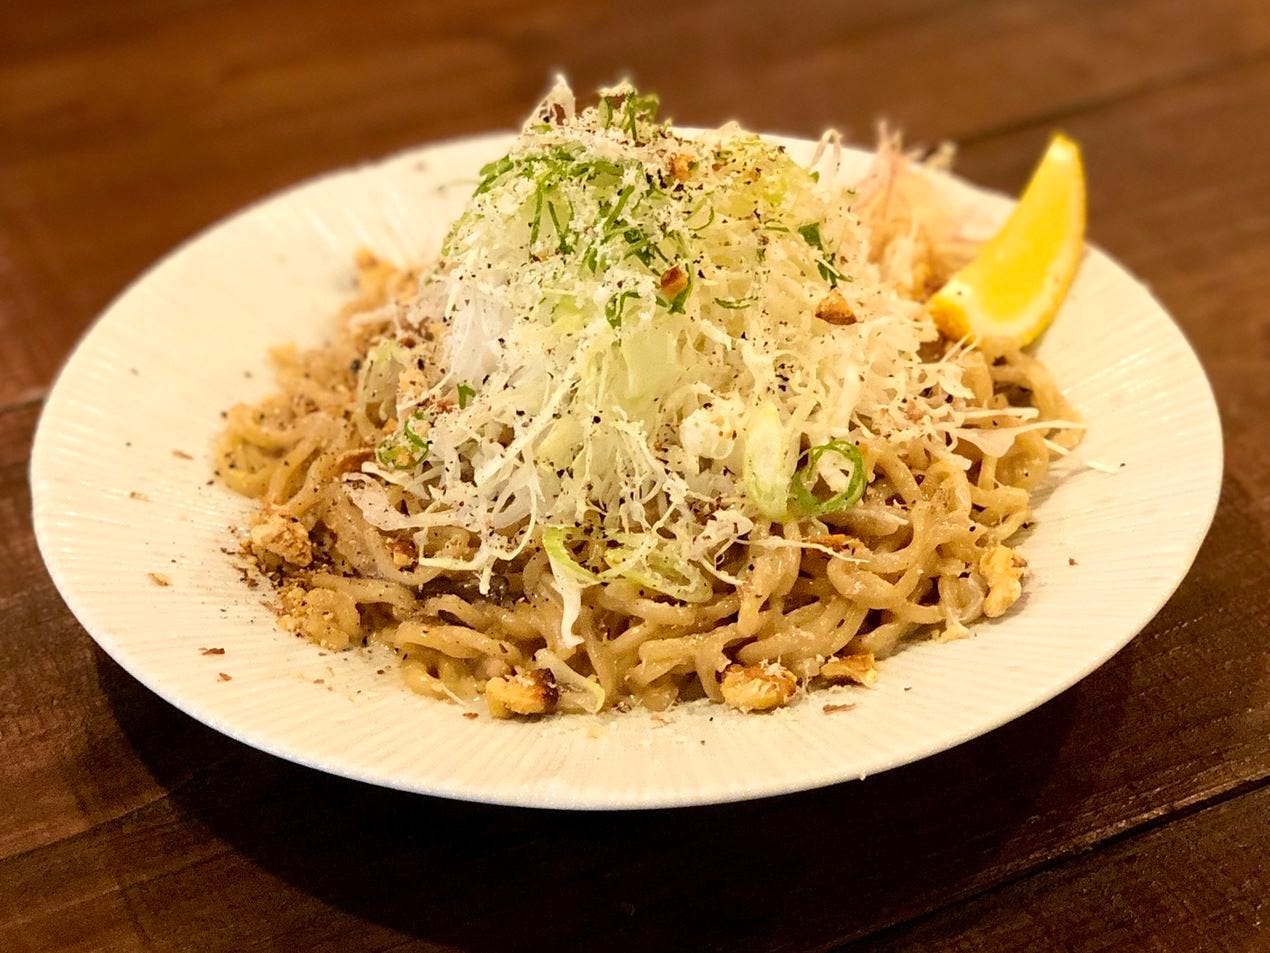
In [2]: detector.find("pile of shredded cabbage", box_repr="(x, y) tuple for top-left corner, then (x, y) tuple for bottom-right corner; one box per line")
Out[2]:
(345, 80), (1028, 645)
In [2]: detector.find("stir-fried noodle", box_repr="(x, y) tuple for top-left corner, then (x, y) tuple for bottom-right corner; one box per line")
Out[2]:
(218, 82), (1080, 716)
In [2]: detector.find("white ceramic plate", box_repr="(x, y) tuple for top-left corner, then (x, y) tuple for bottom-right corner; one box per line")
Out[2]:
(31, 132), (1221, 809)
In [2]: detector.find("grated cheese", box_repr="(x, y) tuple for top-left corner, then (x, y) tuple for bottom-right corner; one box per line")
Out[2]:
(347, 79), (1048, 628)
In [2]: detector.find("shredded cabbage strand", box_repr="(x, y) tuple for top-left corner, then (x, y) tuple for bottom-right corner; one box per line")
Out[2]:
(344, 79), (1045, 624)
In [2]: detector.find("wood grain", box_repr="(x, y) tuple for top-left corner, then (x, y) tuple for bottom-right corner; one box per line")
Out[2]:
(0, 400), (1265, 951)
(1, 1), (1268, 951)
(860, 786), (1270, 953)
(2, 0), (1269, 405)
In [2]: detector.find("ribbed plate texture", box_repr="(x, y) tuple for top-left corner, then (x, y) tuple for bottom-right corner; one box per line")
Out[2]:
(31, 134), (1222, 808)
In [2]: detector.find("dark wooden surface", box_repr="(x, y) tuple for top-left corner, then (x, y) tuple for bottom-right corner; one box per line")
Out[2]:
(2, 2), (1267, 950)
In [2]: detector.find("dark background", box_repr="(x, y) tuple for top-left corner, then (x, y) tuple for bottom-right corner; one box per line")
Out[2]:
(1, 2), (1268, 951)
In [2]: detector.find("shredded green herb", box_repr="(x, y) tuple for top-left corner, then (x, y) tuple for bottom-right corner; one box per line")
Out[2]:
(797, 222), (824, 248)
(798, 221), (849, 286)
(546, 201), (572, 254)
(605, 291), (639, 328)
(601, 184), (635, 231)
(475, 156), (514, 195)
(529, 178), (546, 246)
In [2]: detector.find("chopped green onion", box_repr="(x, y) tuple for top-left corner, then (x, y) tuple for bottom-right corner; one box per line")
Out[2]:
(457, 383), (476, 409)
(402, 413), (430, 451)
(542, 527), (601, 584)
(790, 439), (866, 517)
(376, 439), (416, 471)
(604, 546), (713, 603)
(687, 203), (716, 233)
(743, 401), (796, 520)
(713, 296), (756, 310)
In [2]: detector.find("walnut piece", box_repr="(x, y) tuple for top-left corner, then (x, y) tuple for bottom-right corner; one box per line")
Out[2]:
(659, 265), (689, 298)
(815, 290), (856, 325)
(669, 153), (694, 181)
(389, 538), (416, 569)
(981, 544), (1026, 618)
(720, 662), (797, 712)
(820, 651), (879, 688)
(806, 533), (866, 555)
(249, 510), (313, 567)
(485, 669), (559, 719)
(278, 586), (361, 651)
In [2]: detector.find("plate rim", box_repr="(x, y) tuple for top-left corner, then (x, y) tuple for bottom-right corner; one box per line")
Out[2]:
(30, 131), (1224, 810)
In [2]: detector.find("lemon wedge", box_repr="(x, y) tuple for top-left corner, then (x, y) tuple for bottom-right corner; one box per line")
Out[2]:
(929, 133), (1085, 350)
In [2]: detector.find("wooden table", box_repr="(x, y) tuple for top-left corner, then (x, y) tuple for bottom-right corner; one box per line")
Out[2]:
(2, 2), (1267, 950)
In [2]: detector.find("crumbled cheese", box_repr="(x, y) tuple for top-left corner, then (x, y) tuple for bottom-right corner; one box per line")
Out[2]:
(343, 80), (1055, 647)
